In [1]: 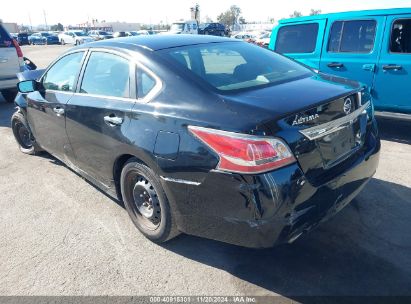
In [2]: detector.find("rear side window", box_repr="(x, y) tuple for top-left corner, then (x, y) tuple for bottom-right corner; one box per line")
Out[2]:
(0, 25), (13, 48)
(42, 52), (84, 92)
(390, 19), (411, 53)
(136, 68), (156, 98)
(80, 52), (130, 98)
(328, 20), (376, 53)
(275, 23), (319, 53)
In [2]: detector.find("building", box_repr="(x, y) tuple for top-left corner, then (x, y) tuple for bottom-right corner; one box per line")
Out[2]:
(0, 22), (19, 33)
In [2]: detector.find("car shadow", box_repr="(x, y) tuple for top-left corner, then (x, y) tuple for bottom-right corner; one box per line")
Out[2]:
(377, 116), (411, 145)
(0, 100), (15, 128)
(163, 178), (411, 298)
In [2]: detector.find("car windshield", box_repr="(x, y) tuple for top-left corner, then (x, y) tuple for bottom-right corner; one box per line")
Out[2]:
(171, 23), (184, 31)
(99, 31), (108, 35)
(73, 32), (86, 36)
(18, 33), (28, 37)
(41, 33), (51, 37)
(160, 41), (311, 92)
(199, 23), (209, 29)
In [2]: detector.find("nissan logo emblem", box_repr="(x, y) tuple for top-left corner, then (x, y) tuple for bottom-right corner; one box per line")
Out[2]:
(344, 98), (352, 115)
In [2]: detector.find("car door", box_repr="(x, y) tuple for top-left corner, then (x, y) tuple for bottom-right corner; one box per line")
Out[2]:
(319, 16), (386, 88)
(270, 20), (326, 70)
(65, 50), (136, 186)
(372, 15), (411, 113)
(26, 51), (86, 162)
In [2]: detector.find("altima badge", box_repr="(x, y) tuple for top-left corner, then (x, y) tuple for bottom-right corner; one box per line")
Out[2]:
(292, 113), (320, 126)
(344, 97), (352, 115)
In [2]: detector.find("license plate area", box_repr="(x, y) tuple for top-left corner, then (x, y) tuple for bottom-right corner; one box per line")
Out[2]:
(316, 118), (362, 169)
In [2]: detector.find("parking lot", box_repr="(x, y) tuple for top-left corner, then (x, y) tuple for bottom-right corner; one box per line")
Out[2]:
(0, 45), (411, 298)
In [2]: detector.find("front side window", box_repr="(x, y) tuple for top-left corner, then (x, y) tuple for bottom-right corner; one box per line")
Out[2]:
(390, 19), (411, 53)
(328, 20), (376, 53)
(80, 52), (130, 98)
(161, 42), (311, 92)
(42, 52), (84, 92)
(275, 23), (319, 54)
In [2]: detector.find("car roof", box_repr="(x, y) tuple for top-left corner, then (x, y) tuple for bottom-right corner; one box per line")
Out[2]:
(82, 34), (237, 51)
(280, 7), (411, 24)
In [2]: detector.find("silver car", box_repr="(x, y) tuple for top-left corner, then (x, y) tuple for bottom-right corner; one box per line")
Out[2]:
(0, 23), (24, 102)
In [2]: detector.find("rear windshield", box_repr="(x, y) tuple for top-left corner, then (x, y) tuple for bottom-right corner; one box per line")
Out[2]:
(0, 25), (13, 47)
(159, 41), (311, 92)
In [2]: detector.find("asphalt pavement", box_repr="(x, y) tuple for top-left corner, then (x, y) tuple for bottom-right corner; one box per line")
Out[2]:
(0, 45), (410, 298)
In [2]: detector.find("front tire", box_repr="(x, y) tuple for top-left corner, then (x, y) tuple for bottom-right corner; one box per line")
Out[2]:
(11, 111), (41, 155)
(120, 160), (179, 243)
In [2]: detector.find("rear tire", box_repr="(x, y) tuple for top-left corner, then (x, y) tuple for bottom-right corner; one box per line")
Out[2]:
(120, 159), (179, 243)
(1, 89), (17, 103)
(11, 111), (42, 155)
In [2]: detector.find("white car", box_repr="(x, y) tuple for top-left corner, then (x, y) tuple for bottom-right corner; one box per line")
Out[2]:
(58, 31), (94, 45)
(0, 23), (24, 102)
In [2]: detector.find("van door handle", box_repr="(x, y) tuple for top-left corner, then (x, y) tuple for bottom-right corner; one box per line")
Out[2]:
(327, 62), (344, 68)
(383, 65), (402, 71)
(362, 64), (375, 72)
(53, 107), (65, 116)
(104, 115), (123, 126)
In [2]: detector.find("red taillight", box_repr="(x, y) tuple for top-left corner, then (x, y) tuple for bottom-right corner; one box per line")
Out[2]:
(12, 39), (23, 58)
(188, 126), (296, 174)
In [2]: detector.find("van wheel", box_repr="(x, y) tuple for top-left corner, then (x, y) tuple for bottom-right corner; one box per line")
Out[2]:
(1, 89), (17, 103)
(120, 159), (179, 243)
(11, 112), (42, 155)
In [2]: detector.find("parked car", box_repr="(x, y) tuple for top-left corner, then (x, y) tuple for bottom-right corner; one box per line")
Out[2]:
(198, 23), (226, 36)
(113, 31), (127, 38)
(168, 20), (198, 34)
(88, 30), (113, 40)
(58, 31), (94, 45)
(13, 35), (380, 248)
(17, 32), (30, 45)
(255, 31), (271, 48)
(29, 32), (59, 45)
(0, 23), (24, 102)
(269, 8), (411, 114)
(231, 32), (257, 42)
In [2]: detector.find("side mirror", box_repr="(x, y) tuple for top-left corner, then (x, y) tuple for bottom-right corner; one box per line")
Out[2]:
(17, 80), (39, 93)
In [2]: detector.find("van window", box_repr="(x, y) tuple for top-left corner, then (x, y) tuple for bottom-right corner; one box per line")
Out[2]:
(328, 20), (376, 53)
(275, 23), (319, 53)
(390, 19), (411, 53)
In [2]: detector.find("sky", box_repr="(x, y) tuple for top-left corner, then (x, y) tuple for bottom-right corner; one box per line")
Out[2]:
(2, 0), (411, 26)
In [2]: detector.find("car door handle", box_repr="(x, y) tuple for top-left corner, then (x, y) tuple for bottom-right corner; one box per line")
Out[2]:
(104, 115), (123, 126)
(327, 62), (344, 68)
(382, 65), (402, 71)
(53, 107), (65, 116)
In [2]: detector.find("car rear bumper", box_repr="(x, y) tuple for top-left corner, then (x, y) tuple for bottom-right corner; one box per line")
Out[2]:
(0, 76), (19, 90)
(162, 119), (380, 248)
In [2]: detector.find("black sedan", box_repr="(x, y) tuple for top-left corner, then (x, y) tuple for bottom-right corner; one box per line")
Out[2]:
(13, 35), (380, 248)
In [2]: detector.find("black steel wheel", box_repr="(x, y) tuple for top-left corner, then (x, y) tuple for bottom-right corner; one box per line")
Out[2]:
(120, 159), (179, 242)
(11, 111), (41, 155)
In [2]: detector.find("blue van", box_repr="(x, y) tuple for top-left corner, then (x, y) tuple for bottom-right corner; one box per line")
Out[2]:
(269, 8), (411, 114)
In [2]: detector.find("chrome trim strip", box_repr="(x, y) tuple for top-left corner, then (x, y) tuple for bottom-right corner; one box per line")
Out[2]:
(299, 101), (370, 140)
(160, 176), (201, 186)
